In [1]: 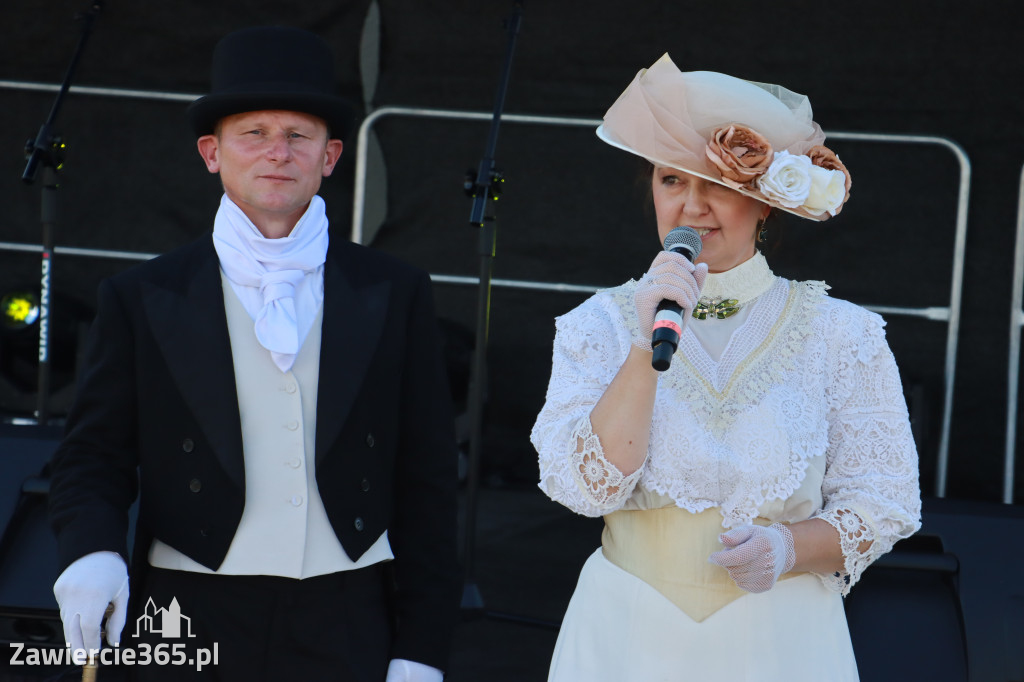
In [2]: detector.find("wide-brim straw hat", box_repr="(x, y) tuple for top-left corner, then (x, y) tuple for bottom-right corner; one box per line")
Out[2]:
(187, 26), (354, 139)
(597, 54), (851, 220)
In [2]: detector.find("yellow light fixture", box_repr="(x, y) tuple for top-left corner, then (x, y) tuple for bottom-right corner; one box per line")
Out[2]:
(1, 291), (40, 330)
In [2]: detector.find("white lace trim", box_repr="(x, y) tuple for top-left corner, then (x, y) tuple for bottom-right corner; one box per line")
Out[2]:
(814, 507), (876, 596)
(531, 274), (921, 594)
(621, 279), (832, 525)
(567, 415), (643, 510)
(700, 251), (777, 305)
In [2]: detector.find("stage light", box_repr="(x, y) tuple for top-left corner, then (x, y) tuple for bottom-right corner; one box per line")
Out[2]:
(1, 291), (39, 330)
(0, 288), (92, 418)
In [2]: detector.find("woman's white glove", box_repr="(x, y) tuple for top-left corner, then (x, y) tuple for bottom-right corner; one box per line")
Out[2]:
(53, 551), (129, 653)
(385, 658), (444, 682)
(632, 251), (708, 351)
(708, 523), (796, 594)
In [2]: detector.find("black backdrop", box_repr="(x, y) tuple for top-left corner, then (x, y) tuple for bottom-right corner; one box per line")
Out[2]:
(1, 0), (1022, 503)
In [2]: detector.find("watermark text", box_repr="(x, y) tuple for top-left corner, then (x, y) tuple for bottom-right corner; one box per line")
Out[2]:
(9, 642), (219, 671)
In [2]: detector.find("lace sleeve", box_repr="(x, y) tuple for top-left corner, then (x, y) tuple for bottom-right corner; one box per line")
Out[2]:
(531, 294), (644, 516)
(813, 308), (922, 596)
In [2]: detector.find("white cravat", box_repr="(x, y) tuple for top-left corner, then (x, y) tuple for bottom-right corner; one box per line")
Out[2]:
(212, 194), (328, 372)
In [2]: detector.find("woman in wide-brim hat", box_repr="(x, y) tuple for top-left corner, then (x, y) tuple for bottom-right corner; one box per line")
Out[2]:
(531, 54), (921, 681)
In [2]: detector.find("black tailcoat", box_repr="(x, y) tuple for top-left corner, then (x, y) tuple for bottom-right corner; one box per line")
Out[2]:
(48, 233), (461, 669)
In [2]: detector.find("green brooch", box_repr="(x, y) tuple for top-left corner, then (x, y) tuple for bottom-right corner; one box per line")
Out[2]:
(693, 297), (740, 320)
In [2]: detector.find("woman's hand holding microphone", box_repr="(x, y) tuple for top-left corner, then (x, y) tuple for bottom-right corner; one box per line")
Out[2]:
(633, 250), (707, 352)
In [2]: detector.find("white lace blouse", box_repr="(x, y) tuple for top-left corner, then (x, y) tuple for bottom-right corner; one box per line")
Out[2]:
(531, 254), (922, 595)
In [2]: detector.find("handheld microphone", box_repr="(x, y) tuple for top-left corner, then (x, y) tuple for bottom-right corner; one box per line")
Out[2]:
(651, 226), (703, 372)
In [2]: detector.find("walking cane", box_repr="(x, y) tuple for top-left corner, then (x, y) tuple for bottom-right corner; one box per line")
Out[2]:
(81, 654), (99, 682)
(81, 603), (115, 682)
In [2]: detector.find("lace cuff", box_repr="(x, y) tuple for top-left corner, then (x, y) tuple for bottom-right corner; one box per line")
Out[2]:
(813, 507), (876, 596)
(569, 416), (643, 511)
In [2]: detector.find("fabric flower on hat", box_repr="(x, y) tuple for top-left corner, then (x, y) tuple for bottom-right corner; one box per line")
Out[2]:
(757, 151), (813, 208)
(705, 124), (774, 189)
(804, 166), (847, 217)
(807, 145), (852, 215)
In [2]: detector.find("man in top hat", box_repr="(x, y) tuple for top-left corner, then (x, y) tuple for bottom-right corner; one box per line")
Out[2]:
(47, 26), (460, 681)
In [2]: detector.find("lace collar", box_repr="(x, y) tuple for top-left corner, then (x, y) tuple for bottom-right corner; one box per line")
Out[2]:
(701, 251), (776, 306)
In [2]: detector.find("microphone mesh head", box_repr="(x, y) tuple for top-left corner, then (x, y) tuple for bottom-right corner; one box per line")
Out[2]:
(663, 226), (703, 259)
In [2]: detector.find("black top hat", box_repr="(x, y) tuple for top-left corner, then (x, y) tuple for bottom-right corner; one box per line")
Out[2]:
(186, 26), (354, 138)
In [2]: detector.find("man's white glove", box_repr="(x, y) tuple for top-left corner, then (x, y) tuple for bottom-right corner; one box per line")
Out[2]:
(386, 658), (444, 682)
(53, 551), (129, 653)
(708, 523), (796, 594)
(633, 251), (707, 351)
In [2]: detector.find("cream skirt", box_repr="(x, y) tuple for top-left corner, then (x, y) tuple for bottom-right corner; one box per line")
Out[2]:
(548, 548), (859, 682)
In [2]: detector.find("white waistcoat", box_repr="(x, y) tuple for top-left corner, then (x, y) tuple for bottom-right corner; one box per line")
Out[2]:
(148, 274), (393, 577)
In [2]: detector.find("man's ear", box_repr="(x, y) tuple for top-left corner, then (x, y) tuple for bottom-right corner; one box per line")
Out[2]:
(197, 135), (221, 173)
(322, 139), (343, 177)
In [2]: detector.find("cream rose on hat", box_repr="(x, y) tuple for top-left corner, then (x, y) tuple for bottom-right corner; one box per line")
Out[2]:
(596, 54), (851, 221)
(758, 151), (813, 209)
(804, 165), (848, 217)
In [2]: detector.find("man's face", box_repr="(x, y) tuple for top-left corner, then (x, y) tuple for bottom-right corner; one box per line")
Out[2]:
(197, 110), (343, 238)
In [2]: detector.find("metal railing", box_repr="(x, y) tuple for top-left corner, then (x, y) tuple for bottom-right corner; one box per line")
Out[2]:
(0, 79), (199, 103)
(352, 106), (971, 498)
(1005, 163), (1024, 504)
(0, 242), (159, 262)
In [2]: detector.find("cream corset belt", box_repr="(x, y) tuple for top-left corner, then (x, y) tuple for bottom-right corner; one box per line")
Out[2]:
(601, 506), (800, 622)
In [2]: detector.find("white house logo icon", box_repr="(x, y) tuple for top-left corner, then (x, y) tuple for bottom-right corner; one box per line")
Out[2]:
(133, 597), (196, 638)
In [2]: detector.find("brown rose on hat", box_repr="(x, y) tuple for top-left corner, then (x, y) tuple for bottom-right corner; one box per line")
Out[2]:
(597, 54), (851, 220)
(187, 26), (354, 139)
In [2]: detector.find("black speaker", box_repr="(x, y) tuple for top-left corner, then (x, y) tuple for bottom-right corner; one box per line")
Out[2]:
(846, 496), (1024, 682)
(0, 423), (65, 650)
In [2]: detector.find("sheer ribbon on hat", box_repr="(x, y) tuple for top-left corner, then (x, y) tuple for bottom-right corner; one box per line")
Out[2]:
(213, 194), (328, 372)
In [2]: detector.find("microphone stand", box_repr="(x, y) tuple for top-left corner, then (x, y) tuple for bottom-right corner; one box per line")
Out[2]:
(21, 0), (103, 426)
(460, 0), (523, 614)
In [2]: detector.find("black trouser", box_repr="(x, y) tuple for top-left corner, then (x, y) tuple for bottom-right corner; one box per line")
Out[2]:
(122, 565), (393, 682)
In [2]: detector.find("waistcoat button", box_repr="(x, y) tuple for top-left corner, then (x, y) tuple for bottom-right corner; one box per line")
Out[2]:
(353, 517), (365, 531)
(366, 433), (375, 448)
(360, 478), (371, 492)
(189, 478), (202, 493)
(182, 438), (194, 453)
